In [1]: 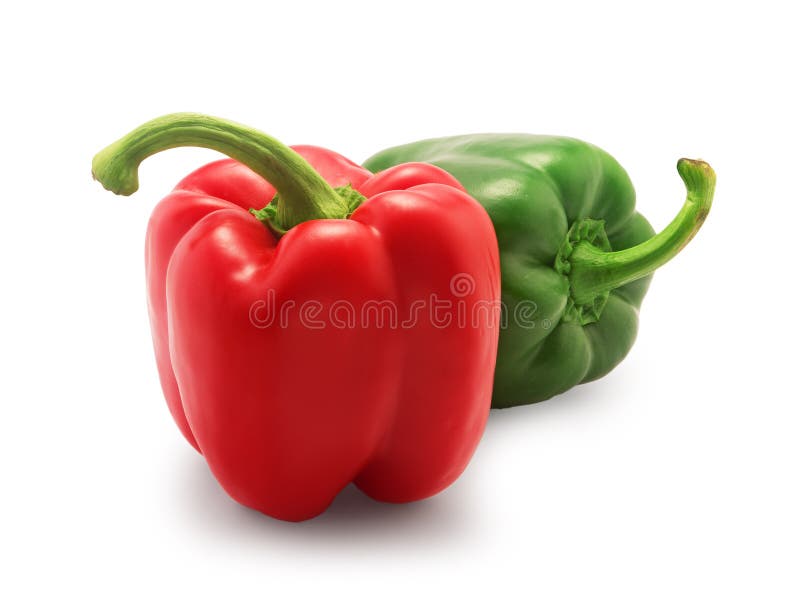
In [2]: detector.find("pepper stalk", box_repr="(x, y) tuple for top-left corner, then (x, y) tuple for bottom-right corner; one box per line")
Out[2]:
(556, 159), (715, 323)
(91, 113), (360, 234)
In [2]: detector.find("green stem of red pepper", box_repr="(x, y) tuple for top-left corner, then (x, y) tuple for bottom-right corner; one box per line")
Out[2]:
(91, 113), (350, 233)
(564, 159), (715, 305)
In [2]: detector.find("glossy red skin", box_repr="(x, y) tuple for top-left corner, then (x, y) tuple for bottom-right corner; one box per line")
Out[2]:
(145, 147), (500, 521)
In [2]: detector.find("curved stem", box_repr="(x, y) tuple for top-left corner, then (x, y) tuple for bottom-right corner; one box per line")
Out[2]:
(91, 113), (348, 230)
(567, 158), (715, 304)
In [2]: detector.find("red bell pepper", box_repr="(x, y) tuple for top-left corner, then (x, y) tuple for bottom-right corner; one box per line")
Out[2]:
(92, 114), (501, 521)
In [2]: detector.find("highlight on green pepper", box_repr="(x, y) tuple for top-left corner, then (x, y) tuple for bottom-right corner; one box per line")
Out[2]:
(365, 135), (715, 408)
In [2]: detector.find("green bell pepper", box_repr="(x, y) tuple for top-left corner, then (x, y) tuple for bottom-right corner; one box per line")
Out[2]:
(364, 135), (715, 408)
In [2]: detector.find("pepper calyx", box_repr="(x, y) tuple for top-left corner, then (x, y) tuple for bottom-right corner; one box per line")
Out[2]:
(555, 219), (612, 325)
(251, 184), (368, 237)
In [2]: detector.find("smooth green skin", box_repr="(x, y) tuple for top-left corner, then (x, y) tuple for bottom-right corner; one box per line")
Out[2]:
(365, 135), (713, 408)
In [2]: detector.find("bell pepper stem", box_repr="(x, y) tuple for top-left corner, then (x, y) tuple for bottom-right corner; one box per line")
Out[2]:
(92, 113), (349, 231)
(566, 159), (715, 305)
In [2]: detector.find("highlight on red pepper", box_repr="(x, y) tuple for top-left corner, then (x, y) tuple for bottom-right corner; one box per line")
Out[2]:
(92, 113), (501, 522)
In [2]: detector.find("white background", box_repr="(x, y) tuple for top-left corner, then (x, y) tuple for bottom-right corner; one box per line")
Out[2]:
(1, 1), (798, 598)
